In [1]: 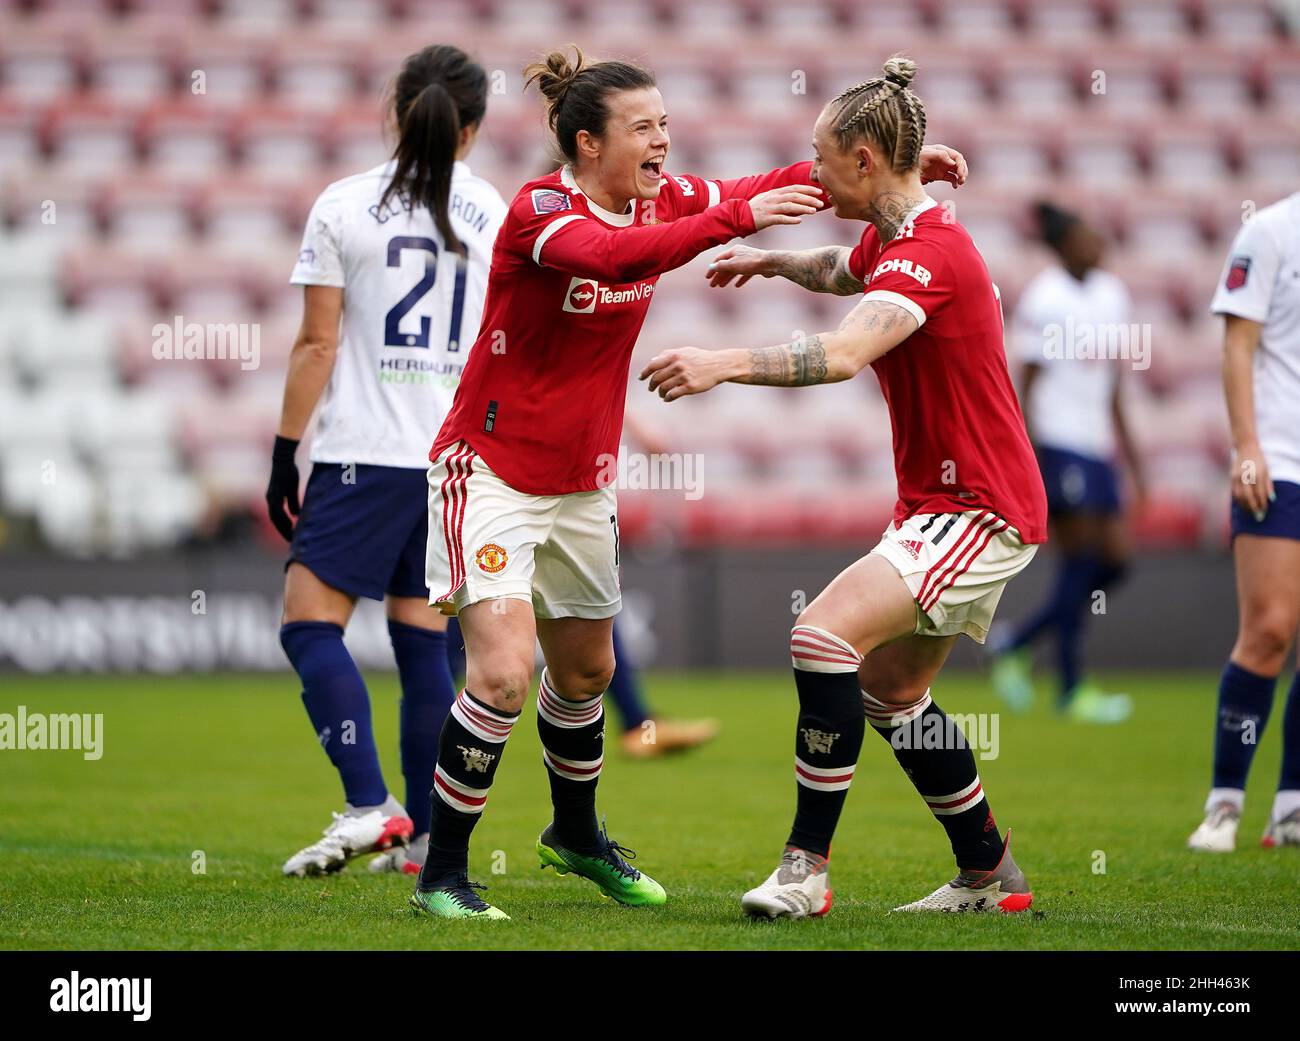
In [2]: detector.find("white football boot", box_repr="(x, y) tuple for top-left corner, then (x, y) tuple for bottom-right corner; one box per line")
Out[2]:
(1187, 800), (1240, 853)
(283, 803), (414, 877)
(741, 847), (832, 920)
(893, 832), (1033, 913)
(1261, 808), (1300, 849)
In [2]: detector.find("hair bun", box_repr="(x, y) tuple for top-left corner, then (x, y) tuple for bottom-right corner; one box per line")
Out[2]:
(881, 54), (917, 89)
(525, 45), (586, 107)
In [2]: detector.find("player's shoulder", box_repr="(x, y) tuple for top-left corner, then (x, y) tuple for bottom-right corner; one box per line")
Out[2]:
(1254, 190), (1300, 225)
(658, 171), (715, 207)
(453, 163), (507, 211)
(1017, 263), (1066, 303)
(314, 162), (394, 206)
(1088, 267), (1129, 300)
(1237, 189), (1300, 250)
(881, 200), (967, 264)
(909, 200), (968, 245)
(508, 169), (579, 221)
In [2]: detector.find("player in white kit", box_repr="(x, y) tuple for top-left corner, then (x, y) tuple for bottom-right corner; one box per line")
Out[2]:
(265, 46), (507, 877)
(989, 203), (1143, 723)
(1190, 190), (1300, 852)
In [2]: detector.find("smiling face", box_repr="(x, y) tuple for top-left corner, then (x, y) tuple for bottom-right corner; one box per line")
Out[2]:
(810, 107), (877, 221)
(576, 86), (670, 207)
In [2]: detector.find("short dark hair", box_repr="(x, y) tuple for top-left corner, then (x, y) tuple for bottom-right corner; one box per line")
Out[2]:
(1034, 201), (1082, 252)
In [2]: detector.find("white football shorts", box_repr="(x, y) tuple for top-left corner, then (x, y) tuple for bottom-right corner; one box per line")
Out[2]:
(870, 508), (1038, 643)
(427, 440), (621, 620)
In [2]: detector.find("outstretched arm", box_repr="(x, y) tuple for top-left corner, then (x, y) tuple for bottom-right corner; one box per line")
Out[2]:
(703, 144), (967, 205)
(536, 185), (821, 284)
(639, 297), (917, 400)
(706, 244), (862, 295)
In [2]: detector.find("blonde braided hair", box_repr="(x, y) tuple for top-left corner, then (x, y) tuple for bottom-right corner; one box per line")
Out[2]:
(829, 54), (926, 173)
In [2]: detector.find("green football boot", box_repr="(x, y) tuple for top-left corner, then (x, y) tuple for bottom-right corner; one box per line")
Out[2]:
(409, 876), (510, 920)
(537, 821), (666, 906)
(1063, 683), (1133, 724)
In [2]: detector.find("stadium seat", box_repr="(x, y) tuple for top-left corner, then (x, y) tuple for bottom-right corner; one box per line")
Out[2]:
(1201, 0), (1278, 45)
(87, 31), (174, 106)
(0, 33), (77, 103)
(271, 37), (364, 111)
(1147, 121), (1234, 188)
(44, 97), (140, 176)
(138, 101), (235, 176)
(1021, 0), (1104, 44)
(1115, 0), (1191, 44)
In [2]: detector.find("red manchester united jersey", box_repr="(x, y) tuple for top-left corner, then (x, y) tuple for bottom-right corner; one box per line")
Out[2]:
(432, 162), (816, 494)
(847, 197), (1047, 544)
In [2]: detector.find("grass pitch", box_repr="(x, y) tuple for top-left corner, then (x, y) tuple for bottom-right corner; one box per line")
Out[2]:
(1, 670), (1297, 950)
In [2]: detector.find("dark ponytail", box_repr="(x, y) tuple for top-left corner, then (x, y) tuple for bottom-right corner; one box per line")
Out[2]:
(380, 45), (488, 255)
(523, 45), (656, 165)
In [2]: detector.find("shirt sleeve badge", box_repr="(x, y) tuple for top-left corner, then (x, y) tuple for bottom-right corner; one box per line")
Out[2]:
(1225, 255), (1250, 291)
(531, 189), (572, 215)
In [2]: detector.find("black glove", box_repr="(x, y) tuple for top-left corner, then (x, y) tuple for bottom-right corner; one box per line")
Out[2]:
(265, 435), (301, 542)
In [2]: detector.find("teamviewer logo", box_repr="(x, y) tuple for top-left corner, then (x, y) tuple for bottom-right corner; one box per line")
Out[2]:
(563, 277), (598, 314)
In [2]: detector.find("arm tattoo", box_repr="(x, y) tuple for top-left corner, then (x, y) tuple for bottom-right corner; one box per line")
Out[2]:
(836, 299), (914, 340)
(746, 334), (828, 386)
(769, 247), (863, 296)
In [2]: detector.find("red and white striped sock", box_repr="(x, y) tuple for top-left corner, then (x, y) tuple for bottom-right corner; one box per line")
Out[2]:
(787, 625), (865, 859)
(863, 688), (1004, 871)
(537, 669), (605, 852)
(419, 688), (519, 887)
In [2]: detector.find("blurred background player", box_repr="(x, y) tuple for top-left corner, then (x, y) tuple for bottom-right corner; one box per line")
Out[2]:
(643, 55), (1044, 918)
(266, 46), (506, 877)
(1189, 188), (1300, 853)
(988, 203), (1144, 724)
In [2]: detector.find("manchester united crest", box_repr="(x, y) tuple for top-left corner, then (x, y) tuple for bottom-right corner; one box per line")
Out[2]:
(457, 745), (497, 773)
(475, 542), (507, 573)
(801, 728), (840, 755)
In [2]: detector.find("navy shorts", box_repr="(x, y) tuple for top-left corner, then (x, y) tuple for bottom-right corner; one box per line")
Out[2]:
(1037, 444), (1121, 516)
(1231, 479), (1300, 542)
(288, 463), (429, 601)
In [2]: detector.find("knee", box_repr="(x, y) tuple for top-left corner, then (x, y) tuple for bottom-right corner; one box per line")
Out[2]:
(547, 659), (615, 700)
(790, 621), (867, 682)
(469, 658), (535, 711)
(1234, 610), (1296, 675)
(857, 667), (929, 707)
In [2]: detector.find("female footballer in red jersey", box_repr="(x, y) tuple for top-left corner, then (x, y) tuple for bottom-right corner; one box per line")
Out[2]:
(411, 47), (968, 920)
(643, 56), (1047, 918)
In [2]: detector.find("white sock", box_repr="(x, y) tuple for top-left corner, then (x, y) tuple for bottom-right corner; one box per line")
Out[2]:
(1270, 790), (1300, 824)
(406, 833), (429, 866)
(346, 793), (406, 818)
(1205, 787), (1244, 815)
